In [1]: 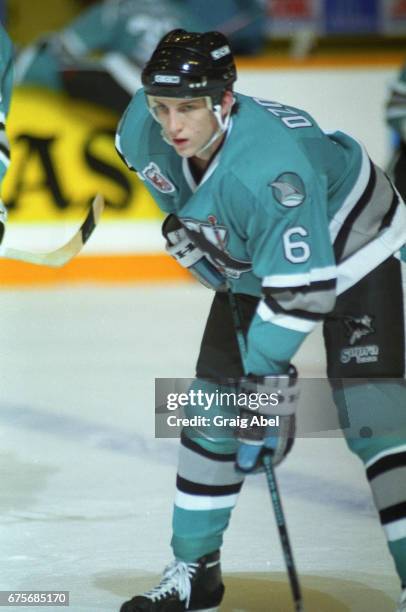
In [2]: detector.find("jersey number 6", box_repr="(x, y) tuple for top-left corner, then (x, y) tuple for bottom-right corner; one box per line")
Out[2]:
(283, 226), (310, 263)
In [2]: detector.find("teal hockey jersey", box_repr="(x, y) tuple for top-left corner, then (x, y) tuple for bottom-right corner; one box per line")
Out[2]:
(15, 0), (204, 90)
(116, 90), (406, 375)
(16, 0), (265, 91)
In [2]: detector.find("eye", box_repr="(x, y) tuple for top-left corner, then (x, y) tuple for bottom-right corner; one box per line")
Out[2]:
(154, 104), (169, 115)
(180, 104), (197, 112)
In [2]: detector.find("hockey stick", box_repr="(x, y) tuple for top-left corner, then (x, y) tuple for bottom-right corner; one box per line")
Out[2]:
(232, 290), (304, 612)
(207, 216), (304, 612)
(262, 453), (304, 611)
(0, 194), (104, 267)
(227, 284), (304, 611)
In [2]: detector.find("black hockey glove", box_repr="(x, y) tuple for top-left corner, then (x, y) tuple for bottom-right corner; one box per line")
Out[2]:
(235, 366), (299, 473)
(162, 214), (227, 291)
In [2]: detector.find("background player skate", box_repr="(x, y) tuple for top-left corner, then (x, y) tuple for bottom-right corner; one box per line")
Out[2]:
(116, 29), (406, 612)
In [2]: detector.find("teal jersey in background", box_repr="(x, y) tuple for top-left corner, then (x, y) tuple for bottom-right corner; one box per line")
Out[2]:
(386, 63), (406, 263)
(61, 0), (265, 61)
(15, 0), (266, 92)
(117, 91), (406, 374)
(58, 0), (202, 65)
(386, 62), (406, 139)
(15, 0), (193, 90)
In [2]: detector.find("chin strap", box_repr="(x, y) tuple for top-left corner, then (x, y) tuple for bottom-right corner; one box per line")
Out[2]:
(154, 94), (235, 155)
(194, 97), (234, 155)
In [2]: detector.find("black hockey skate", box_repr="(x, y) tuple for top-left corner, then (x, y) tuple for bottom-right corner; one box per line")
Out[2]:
(120, 550), (224, 611)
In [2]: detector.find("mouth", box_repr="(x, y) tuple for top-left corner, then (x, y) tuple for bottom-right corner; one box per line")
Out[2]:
(172, 138), (189, 147)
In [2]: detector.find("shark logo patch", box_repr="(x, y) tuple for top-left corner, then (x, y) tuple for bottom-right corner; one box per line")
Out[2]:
(270, 172), (306, 207)
(344, 315), (375, 346)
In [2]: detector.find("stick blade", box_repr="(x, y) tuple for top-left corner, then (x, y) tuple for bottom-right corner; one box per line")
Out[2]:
(0, 194), (105, 268)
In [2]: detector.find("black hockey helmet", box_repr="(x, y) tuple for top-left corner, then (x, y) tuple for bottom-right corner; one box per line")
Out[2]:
(141, 29), (237, 102)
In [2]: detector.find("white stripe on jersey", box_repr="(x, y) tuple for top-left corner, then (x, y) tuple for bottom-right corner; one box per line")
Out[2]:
(175, 490), (239, 511)
(257, 300), (318, 333)
(60, 30), (88, 56)
(115, 131), (122, 154)
(336, 200), (406, 295)
(116, 128), (154, 177)
(365, 444), (406, 469)
(384, 518), (406, 542)
(115, 131), (132, 170)
(101, 52), (142, 95)
(389, 79), (406, 95)
(13, 46), (38, 84)
(329, 140), (370, 243)
(262, 265), (337, 288)
(0, 149), (10, 169)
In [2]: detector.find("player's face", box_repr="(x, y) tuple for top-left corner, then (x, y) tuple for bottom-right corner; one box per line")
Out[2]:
(148, 96), (220, 159)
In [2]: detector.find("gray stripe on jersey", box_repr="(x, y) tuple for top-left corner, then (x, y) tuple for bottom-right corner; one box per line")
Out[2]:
(266, 285), (337, 316)
(338, 164), (398, 262)
(329, 140), (371, 244)
(336, 203), (406, 295)
(369, 467), (406, 511)
(177, 442), (244, 487)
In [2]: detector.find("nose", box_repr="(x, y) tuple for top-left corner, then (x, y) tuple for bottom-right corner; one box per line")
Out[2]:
(167, 109), (183, 136)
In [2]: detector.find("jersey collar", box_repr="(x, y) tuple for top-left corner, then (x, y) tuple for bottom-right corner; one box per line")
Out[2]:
(182, 118), (234, 193)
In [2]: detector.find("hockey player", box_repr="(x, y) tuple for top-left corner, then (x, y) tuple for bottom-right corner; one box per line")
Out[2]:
(115, 30), (406, 611)
(386, 61), (406, 200)
(14, 0), (266, 114)
(0, 23), (13, 243)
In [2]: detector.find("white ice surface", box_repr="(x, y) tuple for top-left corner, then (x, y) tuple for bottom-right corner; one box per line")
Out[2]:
(0, 283), (400, 611)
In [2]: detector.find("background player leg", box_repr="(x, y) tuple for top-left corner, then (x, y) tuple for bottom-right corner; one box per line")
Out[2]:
(324, 255), (406, 607)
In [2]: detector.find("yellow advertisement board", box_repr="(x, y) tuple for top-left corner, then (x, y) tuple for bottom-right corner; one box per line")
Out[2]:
(7, 0), (81, 45)
(3, 87), (164, 223)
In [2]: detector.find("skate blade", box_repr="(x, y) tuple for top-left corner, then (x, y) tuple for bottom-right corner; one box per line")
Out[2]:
(196, 608), (219, 612)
